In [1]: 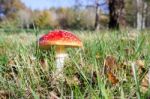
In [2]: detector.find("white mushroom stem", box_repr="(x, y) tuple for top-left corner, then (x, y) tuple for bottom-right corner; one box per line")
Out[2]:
(55, 46), (68, 76)
(56, 53), (68, 72)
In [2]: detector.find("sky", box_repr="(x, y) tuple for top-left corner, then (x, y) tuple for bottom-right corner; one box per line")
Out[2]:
(21, 0), (108, 13)
(21, 0), (76, 10)
(21, 0), (108, 10)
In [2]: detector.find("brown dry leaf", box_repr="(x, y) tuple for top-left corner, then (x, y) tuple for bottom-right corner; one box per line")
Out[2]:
(7, 59), (16, 66)
(119, 61), (131, 70)
(0, 90), (9, 99)
(48, 91), (60, 99)
(136, 60), (145, 68)
(24, 87), (32, 99)
(104, 55), (117, 74)
(36, 86), (47, 99)
(107, 71), (119, 85)
(126, 60), (145, 76)
(136, 60), (145, 75)
(66, 76), (80, 85)
(104, 55), (119, 85)
(140, 69), (150, 93)
(130, 60), (145, 76)
(104, 55), (116, 69)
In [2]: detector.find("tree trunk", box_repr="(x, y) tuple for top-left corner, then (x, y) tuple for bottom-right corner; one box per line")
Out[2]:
(137, 12), (143, 30)
(94, 5), (100, 30)
(118, 0), (126, 28)
(136, 0), (143, 30)
(108, 0), (126, 29)
(142, 2), (148, 29)
(108, 0), (119, 29)
(94, 0), (100, 30)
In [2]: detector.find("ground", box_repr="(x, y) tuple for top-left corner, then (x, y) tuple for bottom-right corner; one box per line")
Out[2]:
(0, 29), (150, 98)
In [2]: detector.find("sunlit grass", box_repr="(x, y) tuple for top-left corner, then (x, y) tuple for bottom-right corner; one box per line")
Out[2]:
(0, 30), (150, 98)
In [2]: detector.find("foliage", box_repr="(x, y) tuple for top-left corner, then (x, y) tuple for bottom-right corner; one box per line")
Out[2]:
(0, 0), (26, 19)
(34, 10), (54, 29)
(56, 8), (95, 29)
(17, 9), (32, 29)
(125, 0), (137, 27)
(0, 0), (32, 29)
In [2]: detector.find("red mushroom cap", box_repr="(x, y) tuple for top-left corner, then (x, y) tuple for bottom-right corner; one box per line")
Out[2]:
(39, 30), (83, 49)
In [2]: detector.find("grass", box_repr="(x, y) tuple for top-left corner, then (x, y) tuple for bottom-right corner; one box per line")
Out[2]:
(0, 29), (150, 98)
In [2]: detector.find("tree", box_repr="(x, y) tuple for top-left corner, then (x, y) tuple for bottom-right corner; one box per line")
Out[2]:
(34, 10), (53, 29)
(125, 0), (137, 27)
(136, 0), (149, 30)
(0, 0), (32, 29)
(94, 0), (100, 30)
(108, 0), (126, 29)
(145, 1), (150, 27)
(17, 9), (32, 29)
(142, 1), (148, 29)
(0, 0), (26, 20)
(136, 0), (143, 30)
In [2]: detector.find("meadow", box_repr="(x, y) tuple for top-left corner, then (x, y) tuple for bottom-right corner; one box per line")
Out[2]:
(0, 29), (150, 99)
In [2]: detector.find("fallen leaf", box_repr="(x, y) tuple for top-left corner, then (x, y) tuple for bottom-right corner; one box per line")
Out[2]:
(35, 86), (47, 99)
(7, 59), (16, 66)
(128, 60), (145, 76)
(136, 60), (145, 68)
(119, 61), (130, 70)
(104, 55), (117, 74)
(131, 60), (145, 75)
(0, 90), (9, 99)
(104, 55), (116, 69)
(24, 87), (32, 99)
(104, 56), (119, 85)
(48, 91), (60, 99)
(66, 76), (80, 85)
(140, 69), (150, 93)
(107, 71), (119, 85)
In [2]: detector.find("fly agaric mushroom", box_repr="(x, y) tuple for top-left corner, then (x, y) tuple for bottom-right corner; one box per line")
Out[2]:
(38, 30), (83, 77)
